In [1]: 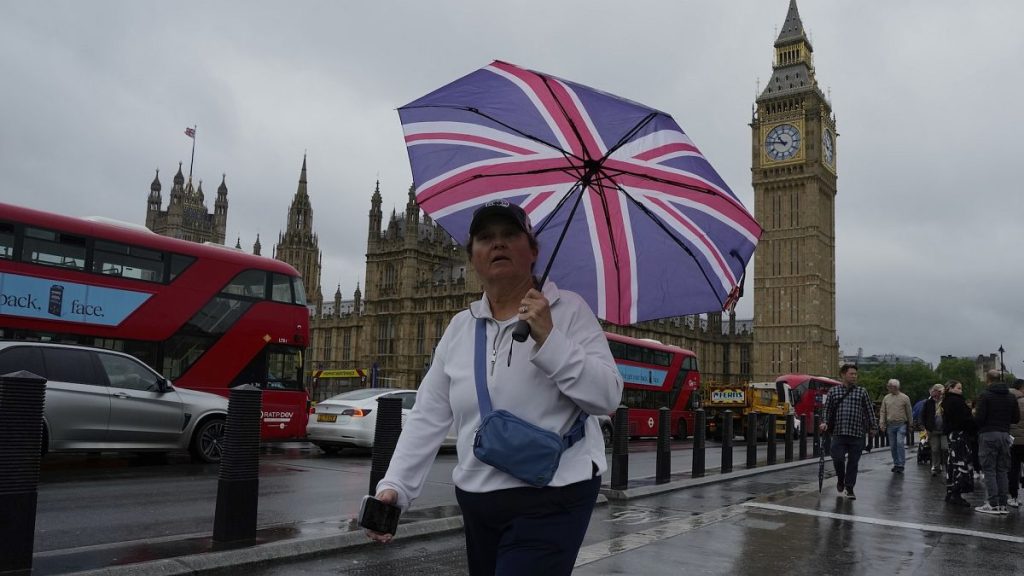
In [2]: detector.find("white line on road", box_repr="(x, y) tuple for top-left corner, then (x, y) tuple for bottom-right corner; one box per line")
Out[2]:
(743, 502), (1024, 544)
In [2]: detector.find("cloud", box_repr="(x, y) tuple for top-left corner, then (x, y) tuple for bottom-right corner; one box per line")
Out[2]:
(2, 0), (1022, 371)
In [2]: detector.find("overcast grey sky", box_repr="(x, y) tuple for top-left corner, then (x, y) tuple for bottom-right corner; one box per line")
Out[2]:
(2, 1), (1022, 371)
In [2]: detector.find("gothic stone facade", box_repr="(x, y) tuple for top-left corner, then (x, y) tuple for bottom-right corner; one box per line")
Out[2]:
(146, 163), (228, 244)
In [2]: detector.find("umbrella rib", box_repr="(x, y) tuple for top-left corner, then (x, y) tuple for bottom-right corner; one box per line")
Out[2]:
(400, 104), (581, 162)
(604, 175), (727, 310)
(417, 165), (583, 204)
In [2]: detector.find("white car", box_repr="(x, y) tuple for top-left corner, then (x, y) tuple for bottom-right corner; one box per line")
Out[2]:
(306, 388), (456, 454)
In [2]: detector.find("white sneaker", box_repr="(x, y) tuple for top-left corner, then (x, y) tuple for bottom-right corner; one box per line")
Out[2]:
(1007, 498), (1019, 508)
(975, 503), (1001, 515)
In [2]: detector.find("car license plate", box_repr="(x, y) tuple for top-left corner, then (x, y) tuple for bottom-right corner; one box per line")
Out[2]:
(317, 414), (337, 423)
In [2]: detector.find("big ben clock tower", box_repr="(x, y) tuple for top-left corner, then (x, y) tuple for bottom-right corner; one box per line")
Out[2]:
(752, 0), (839, 381)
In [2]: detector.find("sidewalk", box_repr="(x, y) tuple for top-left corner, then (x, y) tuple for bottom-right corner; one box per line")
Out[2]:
(574, 452), (1024, 575)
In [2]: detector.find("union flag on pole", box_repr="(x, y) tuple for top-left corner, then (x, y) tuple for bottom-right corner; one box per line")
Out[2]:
(184, 127), (196, 138)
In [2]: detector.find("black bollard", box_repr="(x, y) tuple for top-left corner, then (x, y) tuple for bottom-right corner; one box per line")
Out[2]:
(746, 412), (758, 468)
(784, 414), (794, 463)
(721, 410), (733, 473)
(766, 415), (777, 465)
(369, 396), (404, 495)
(799, 414), (808, 460)
(213, 385), (262, 544)
(655, 407), (671, 484)
(610, 406), (629, 490)
(0, 371), (47, 575)
(812, 414), (821, 458)
(907, 425), (914, 447)
(692, 409), (706, 478)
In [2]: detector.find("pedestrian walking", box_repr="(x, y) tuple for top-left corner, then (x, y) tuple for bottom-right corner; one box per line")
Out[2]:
(943, 380), (976, 507)
(820, 364), (877, 499)
(1008, 379), (1024, 509)
(973, 370), (1020, 515)
(879, 378), (913, 473)
(922, 384), (948, 477)
(367, 202), (623, 575)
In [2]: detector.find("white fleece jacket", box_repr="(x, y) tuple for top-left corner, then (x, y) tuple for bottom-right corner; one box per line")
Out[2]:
(376, 281), (623, 511)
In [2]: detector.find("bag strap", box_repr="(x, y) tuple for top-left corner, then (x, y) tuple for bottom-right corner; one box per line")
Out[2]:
(474, 318), (493, 416)
(474, 318), (587, 449)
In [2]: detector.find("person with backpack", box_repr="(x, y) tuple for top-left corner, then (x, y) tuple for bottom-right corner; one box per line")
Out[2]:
(973, 370), (1020, 515)
(922, 383), (948, 477)
(819, 364), (877, 499)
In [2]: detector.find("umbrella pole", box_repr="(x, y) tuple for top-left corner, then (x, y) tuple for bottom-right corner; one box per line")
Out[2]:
(512, 176), (591, 342)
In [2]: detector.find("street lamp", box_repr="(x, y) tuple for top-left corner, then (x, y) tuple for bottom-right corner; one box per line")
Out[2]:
(998, 345), (1005, 380)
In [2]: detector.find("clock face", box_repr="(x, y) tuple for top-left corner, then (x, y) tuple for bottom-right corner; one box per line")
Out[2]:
(765, 123), (801, 161)
(823, 129), (834, 165)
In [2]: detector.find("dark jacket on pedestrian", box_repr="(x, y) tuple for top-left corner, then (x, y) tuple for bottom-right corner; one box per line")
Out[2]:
(942, 393), (976, 435)
(922, 397), (943, 433)
(974, 383), (1021, 433)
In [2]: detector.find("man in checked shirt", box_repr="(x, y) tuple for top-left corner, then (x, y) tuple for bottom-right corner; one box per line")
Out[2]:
(819, 364), (878, 499)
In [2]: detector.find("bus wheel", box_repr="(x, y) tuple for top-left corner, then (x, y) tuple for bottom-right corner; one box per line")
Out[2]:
(673, 419), (688, 441)
(602, 425), (613, 452)
(190, 417), (225, 463)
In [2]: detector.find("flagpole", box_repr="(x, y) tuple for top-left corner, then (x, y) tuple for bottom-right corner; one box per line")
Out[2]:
(188, 125), (197, 181)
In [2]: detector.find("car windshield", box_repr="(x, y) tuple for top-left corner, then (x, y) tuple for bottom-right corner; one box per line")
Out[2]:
(329, 388), (392, 401)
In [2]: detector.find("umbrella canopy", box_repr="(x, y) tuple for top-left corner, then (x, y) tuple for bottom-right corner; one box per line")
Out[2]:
(399, 60), (761, 325)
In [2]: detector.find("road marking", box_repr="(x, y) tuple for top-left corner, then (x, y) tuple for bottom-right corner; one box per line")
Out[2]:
(574, 504), (747, 567)
(743, 502), (1024, 544)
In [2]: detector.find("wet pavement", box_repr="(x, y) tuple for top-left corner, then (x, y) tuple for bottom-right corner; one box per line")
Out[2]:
(224, 448), (1024, 576)
(33, 443), (1024, 575)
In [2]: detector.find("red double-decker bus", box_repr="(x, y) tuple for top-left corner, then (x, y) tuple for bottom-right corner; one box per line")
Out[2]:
(604, 332), (701, 441)
(0, 202), (310, 440)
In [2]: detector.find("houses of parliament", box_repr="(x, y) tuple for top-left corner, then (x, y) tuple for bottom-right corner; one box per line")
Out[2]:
(145, 1), (837, 392)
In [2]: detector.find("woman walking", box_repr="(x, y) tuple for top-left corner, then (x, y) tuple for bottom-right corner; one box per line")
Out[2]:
(366, 201), (623, 575)
(943, 380), (976, 506)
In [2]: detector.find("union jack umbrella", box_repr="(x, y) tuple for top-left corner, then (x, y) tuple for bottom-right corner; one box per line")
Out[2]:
(398, 61), (761, 325)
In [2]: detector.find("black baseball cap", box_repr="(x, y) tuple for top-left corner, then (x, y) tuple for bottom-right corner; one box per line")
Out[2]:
(468, 200), (533, 237)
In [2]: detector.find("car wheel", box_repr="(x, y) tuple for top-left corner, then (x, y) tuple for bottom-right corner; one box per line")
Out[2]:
(190, 417), (225, 463)
(319, 445), (343, 456)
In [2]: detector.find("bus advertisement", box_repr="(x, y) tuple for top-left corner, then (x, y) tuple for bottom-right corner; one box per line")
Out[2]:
(605, 332), (701, 440)
(0, 202), (311, 440)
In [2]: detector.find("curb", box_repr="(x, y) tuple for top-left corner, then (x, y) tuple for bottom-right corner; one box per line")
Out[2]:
(59, 516), (465, 576)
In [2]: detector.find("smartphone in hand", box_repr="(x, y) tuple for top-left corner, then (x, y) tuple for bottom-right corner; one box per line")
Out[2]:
(358, 495), (401, 536)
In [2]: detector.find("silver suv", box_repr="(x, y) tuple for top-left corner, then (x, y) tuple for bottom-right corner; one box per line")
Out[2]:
(0, 341), (228, 463)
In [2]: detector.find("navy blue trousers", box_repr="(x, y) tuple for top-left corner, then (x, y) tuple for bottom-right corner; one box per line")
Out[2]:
(831, 435), (866, 489)
(455, 475), (600, 576)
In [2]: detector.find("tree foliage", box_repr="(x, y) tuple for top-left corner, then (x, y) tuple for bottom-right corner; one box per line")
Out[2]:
(936, 357), (983, 399)
(856, 362), (938, 403)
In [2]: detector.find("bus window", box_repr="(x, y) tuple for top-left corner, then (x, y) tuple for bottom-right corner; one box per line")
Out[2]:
(222, 270), (267, 299)
(92, 240), (165, 282)
(0, 222), (13, 259)
(169, 253), (195, 281)
(22, 227), (86, 270)
(271, 273), (292, 303)
(292, 277), (307, 305)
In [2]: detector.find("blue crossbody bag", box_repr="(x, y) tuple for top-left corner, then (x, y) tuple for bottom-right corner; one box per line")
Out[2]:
(471, 318), (587, 487)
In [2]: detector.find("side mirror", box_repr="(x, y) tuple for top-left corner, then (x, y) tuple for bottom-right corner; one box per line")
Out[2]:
(156, 378), (171, 393)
